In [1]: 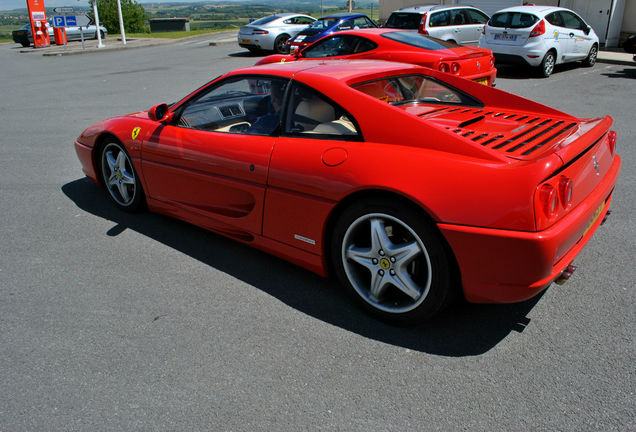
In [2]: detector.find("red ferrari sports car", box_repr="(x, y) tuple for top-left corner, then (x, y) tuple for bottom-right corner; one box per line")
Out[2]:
(256, 29), (497, 86)
(74, 60), (620, 323)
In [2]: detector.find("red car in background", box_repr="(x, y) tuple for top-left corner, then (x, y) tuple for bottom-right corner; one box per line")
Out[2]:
(257, 29), (497, 86)
(74, 60), (619, 323)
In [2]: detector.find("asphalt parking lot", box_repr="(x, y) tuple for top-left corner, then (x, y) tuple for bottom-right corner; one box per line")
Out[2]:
(1, 37), (634, 430)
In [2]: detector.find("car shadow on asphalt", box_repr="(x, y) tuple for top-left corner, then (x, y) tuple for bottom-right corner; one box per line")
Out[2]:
(601, 67), (636, 79)
(62, 177), (544, 357)
(495, 62), (581, 79)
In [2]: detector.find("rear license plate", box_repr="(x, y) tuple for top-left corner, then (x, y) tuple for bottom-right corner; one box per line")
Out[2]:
(494, 33), (517, 41)
(241, 39), (251, 44)
(474, 78), (488, 85)
(582, 201), (606, 237)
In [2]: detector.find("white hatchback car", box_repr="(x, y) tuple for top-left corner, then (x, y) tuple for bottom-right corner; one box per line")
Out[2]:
(479, 6), (599, 77)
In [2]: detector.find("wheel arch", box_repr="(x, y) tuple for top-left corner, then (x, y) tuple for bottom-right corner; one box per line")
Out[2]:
(323, 188), (463, 297)
(91, 132), (123, 187)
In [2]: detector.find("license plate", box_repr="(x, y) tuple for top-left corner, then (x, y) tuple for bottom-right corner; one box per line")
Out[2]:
(494, 33), (517, 41)
(241, 39), (251, 44)
(474, 78), (488, 86)
(582, 201), (606, 237)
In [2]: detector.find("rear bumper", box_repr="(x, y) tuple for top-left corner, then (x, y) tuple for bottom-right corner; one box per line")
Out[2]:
(439, 154), (621, 303)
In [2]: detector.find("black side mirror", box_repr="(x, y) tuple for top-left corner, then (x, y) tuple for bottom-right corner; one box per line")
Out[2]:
(584, 25), (591, 35)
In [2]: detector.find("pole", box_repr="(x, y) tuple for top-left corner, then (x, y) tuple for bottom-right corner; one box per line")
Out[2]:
(93, 1), (104, 48)
(116, 0), (126, 46)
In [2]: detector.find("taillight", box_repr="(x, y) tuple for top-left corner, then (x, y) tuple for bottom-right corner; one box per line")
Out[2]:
(539, 183), (559, 219)
(252, 29), (269, 35)
(418, 13), (428, 35)
(438, 62), (449, 73)
(529, 19), (545, 37)
(451, 62), (460, 74)
(558, 176), (574, 208)
(608, 130), (617, 155)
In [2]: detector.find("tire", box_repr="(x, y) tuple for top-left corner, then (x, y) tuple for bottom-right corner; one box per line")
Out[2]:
(583, 44), (597, 67)
(99, 30), (106, 39)
(20, 39), (30, 47)
(539, 51), (556, 78)
(331, 199), (454, 323)
(100, 141), (145, 212)
(273, 34), (290, 54)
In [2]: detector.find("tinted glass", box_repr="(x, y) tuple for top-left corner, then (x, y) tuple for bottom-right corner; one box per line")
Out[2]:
(309, 18), (339, 29)
(545, 12), (564, 27)
(382, 31), (458, 50)
(251, 15), (279, 25)
(560, 11), (586, 30)
(303, 35), (377, 58)
(429, 10), (451, 27)
(385, 12), (423, 29)
(466, 9), (489, 24)
(489, 12), (539, 28)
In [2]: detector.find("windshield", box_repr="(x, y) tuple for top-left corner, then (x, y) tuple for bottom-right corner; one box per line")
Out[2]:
(385, 13), (423, 29)
(382, 31), (458, 50)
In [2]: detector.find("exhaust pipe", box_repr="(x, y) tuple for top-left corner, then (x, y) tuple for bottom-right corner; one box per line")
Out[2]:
(555, 264), (577, 285)
(601, 210), (612, 225)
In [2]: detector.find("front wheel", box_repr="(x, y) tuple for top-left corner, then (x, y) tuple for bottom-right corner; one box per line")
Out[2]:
(100, 141), (145, 212)
(539, 51), (556, 77)
(331, 199), (455, 323)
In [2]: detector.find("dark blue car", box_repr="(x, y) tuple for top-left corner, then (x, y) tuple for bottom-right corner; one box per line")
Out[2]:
(286, 13), (377, 52)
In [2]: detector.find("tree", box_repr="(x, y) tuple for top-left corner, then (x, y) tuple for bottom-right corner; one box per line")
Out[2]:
(89, 0), (149, 34)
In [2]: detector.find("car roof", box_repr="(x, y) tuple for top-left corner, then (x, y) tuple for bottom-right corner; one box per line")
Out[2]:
(232, 59), (422, 82)
(492, 6), (563, 16)
(321, 13), (369, 19)
(391, 4), (469, 13)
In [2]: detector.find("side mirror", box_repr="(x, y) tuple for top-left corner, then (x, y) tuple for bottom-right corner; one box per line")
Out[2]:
(148, 103), (173, 123)
(584, 25), (591, 35)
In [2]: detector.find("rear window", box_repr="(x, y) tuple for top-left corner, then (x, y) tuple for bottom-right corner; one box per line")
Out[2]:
(250, 15), (279, 25)
(489, 12), (539, 28)
(385, 12), (423, 29)
(381, 31), (458, 50)
(309, 18), (339, 30)
(352, 74), (480, 106)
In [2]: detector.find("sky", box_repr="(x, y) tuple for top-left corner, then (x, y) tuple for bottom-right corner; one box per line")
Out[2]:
(1, 0), (211, 11)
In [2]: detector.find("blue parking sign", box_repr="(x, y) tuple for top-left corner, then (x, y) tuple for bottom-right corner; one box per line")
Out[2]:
(53, 16), (65, 28)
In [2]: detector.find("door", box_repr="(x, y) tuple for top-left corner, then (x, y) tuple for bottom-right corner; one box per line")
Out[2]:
(559, 10), (594, 61)
(141, 75), (289, 235)
(561, 0), (611, 43)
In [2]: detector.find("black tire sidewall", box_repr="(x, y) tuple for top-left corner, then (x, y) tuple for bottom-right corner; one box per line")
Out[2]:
(330, 199), (453, 323)
(274, 34), (290, 54)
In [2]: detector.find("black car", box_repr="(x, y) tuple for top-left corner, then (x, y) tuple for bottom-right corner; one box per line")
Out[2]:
(12, 24), (31, 47)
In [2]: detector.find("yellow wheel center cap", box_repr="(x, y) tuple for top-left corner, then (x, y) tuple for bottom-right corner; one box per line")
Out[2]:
(379, 258), (391, 270)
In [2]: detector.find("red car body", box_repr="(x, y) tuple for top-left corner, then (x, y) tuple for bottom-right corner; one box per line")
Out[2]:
(257, 29), (497, 86)
(74, 60), (620, 322)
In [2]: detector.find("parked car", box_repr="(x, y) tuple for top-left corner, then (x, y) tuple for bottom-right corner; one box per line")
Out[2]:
(74, 60), (620, 323)
(238, 13), (316, 54)
(257, 29), (496, 86)
(479, 6), (599, 77)
(385, 5), (489, 46)
(623, 34), (636, 61)
(286, 13), (377, 52)
(12, 22), (107, 47)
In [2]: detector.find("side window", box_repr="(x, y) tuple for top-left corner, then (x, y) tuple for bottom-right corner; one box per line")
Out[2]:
(560, 11), (586, 30)
(337, 19), (354, 31)
(429, 11), (451, 27)
(545, 12), (564, 27)
(284, 84), (360, 139)
(303, 35), (377, 58)
(466, 9), (488, 25)
(450, 10), (467, 26)
(296, 17), (315, 25)
(177, 76), (289, 136)
(355, 17), (376, 28)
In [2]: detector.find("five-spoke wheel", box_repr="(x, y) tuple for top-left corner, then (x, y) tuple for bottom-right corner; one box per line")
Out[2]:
(100, 141), (144, 211)
(332, 200), (453, 322)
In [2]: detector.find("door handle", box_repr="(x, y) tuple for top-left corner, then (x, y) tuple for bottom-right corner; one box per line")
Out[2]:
(569, 33), (574, 38)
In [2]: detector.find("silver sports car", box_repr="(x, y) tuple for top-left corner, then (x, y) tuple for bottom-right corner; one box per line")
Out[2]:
(238, 13), (315, 54)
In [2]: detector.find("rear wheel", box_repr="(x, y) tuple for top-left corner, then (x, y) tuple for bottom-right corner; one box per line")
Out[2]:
(539, 51), (556, 77)
(273, 34), (290, 54)
(100, 141), (145, 212)
(331, 199), (454, 323)
(20, 39), (30, 47)
(583, 44), (597, 67)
